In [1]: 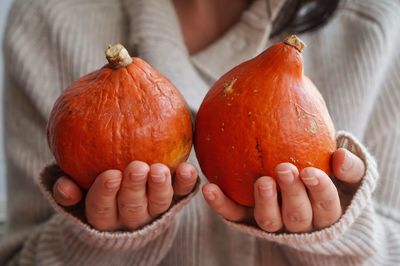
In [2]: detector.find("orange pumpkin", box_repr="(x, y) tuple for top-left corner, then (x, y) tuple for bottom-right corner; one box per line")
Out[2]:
(47, 44), (193, 189)
(194, 35), (336, 207)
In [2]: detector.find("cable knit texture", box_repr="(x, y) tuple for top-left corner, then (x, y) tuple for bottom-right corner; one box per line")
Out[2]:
(1, 0), (400, 265)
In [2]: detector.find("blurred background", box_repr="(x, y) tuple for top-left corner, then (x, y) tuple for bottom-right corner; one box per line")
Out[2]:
(0, 0), (13, 226)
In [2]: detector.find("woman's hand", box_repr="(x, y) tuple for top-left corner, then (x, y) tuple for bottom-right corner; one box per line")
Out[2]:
(53, 161), (198, 231)
(202, 148), (365, 233)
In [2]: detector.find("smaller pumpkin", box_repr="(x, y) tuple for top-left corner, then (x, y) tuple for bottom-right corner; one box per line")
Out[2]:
(47, 44), (193, 189)
(194, 35), (336, 207)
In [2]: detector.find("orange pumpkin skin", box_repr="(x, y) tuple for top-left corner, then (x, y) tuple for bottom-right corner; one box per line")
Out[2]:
(194, 36), (336, 207)
(47, 46), (192, 189)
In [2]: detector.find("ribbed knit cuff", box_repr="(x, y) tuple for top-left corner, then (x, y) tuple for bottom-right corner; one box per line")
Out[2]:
(36, 164), (200, 251)
(223, 131), (379, 254)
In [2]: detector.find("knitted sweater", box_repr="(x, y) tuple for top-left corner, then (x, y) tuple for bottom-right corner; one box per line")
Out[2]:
(1, 0), (400, 265)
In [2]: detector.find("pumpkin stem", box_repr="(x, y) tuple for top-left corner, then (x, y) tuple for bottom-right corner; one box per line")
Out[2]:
(105, 44), (133, 69)
(283, 35), (305, 53)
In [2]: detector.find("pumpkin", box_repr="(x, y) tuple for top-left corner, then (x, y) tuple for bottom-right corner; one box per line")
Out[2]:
(194, 35), (336, 207)
(47, 44), (193, 189)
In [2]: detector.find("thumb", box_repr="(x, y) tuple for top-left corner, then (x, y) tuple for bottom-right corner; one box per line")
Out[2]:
(332, 148), (365, 184)
(53, 176), (83, 206)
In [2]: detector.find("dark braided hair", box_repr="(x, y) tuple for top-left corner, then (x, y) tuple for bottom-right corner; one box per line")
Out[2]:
(271, 0), (340, 36)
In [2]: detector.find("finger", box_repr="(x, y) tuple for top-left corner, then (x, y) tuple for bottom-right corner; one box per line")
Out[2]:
(254, 176), (283, 232)
(276, 163), (313, 233)
(118, 161), (151, 229)
(332, 148), (365, 184)
(300, 167), (342, 229)
(173, 162), (198, 196)
(53, 176), (82, 206)
(147, 163), (174, 217)
(202, 183), (249, 222)
(85, 170), (121, 231)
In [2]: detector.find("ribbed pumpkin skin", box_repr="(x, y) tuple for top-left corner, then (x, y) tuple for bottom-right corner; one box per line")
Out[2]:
(194, 42), (336, 207)
(47, 57), (193, 189)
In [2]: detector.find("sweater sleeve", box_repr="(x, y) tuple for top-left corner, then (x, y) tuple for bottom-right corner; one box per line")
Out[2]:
(13, 163), (199, 266)
(224, 131), (400, 265)
(0, 1), (199, 265)
(223, 132), (386, 258)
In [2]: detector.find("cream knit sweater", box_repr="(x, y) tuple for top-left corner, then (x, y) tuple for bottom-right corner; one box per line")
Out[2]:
(1, 0), (400, 265)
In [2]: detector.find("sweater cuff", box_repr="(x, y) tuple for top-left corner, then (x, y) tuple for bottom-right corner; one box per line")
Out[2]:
(36, 164), (200, 251)
(223, 131), (379, 251)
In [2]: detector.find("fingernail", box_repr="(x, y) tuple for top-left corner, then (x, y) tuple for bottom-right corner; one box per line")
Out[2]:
(179, 171), (191, 179)
(342, 150), (354, 171)
(181, 171), (190, 178)
(258, 184), (274, 198)
(301, 169), (320, 186)
(129, 162), (149, 181)
(204, 191), (215, 201)
(105, 179), (121, 189)
(277, 170), (293, 185)
(302, 176), (319, 186)
(56, 181), (71, 200)
(129, 172), (146, 181)
(151, 173), (166, 183)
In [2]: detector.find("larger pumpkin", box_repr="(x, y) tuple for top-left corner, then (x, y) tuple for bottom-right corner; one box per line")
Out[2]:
(47, 44), (193, 189)
(194, 35), (336, 207)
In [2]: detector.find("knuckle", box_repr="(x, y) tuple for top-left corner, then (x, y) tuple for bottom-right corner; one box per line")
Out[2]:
(256, 218), (281, 232)
(314, 198), (337, 212)
(87, 201), (112, 216)
(285, 190), (303, 198)
(102, 190), (116, 197)
(148, 197), (172, 210)
(100, 186), (119, 197)
(119, 202), (147, 216)
(285, 210), (310, 225)
(123, 182), (145, 192)
(150, 189), (173, 203)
